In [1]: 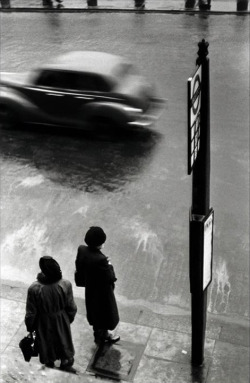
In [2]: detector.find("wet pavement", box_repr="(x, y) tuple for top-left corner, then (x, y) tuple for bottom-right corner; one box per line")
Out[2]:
(0, 3), (249, 383)
(0, 0), (249, 13)
(1, 7), (248, 319)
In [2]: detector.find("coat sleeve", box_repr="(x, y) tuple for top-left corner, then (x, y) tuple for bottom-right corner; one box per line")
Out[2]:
(98, 257), (117, 284)
(65, 281), (77, 324)
(75, 246), (85, 270)
(25, 285), (38, 332)
(75, 246), (86, 287)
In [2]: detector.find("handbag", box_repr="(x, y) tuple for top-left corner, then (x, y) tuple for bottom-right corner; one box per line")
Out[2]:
(74, 270), (85, 287)
(19, 332), (38, 362)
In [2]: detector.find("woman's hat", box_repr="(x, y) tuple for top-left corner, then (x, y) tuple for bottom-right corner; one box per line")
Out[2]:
(84, 226), (106, 247)
(39, 256), (62, 282)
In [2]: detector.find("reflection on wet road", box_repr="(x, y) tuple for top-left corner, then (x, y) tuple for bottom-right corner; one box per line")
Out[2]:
(0, 127), (160, 193)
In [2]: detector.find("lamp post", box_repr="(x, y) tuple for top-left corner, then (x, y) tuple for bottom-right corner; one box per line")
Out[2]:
(188, 40), (214, 366)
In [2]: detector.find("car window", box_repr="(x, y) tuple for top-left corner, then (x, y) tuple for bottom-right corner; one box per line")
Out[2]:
(35, 70), (111, 92)
(35, 70), (72, 89)
(72, 73), (112, 92)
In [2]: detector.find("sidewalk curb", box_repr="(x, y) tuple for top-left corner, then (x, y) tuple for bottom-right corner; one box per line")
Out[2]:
(0, 7), (249, 14)
(1, 280), (249, 341)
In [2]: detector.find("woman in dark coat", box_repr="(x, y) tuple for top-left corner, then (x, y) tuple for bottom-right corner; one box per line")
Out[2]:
(75, 226), (120, 344)
(25, 256), (77, 373)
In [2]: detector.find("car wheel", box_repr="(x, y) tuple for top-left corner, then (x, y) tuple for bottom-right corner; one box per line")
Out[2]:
(0, 104), (19, 129)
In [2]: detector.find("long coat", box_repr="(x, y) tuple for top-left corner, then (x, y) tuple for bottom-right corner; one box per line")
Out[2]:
(25, 278), (77, 364)
(75, 245), (119, 330)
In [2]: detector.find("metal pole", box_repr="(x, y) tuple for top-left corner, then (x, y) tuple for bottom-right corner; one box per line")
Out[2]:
(190, 39), (210, 366)
(185, 0), (196, 9)
(192, 40), (210, 216)
(198, 0), (211, 10)
(87, 0), (97, 6)
(135, 0), (145, 8)
(236, 0), (249, 11)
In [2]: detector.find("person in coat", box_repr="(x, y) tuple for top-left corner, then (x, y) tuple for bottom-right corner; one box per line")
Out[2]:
(25, 256), (77, 373)
(75, 226), (120, 344)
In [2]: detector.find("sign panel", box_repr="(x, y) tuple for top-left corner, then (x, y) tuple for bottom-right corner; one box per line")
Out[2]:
(189, 209), (214, 293)
(188, 65), (202, 174)
(203, 209), (214, 290)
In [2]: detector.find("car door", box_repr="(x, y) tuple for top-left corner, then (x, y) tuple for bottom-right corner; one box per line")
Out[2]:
(23, 69), (75, 125)
(24, 70), (112, 126)
(64, 72), (113, 126)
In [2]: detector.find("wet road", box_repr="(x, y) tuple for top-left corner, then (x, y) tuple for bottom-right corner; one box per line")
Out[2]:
(0, 12), (249, 321)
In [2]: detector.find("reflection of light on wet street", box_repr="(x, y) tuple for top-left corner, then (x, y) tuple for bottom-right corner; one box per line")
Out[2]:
(0, 128), (160, 193)
(1, 221), (49, 283)
(17, 174), (45, 187)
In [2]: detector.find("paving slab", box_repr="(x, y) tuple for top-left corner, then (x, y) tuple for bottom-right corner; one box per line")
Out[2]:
(0, 283), (249, 383)
(133, 355), (211, 383)
(87, 340), (145, 381)
(206, 340), (250, 383)
(219, 322), (250, 347)
(144, 328), (215, 363)
(0, 299), (25, 353)
(137, 309), (223, 340)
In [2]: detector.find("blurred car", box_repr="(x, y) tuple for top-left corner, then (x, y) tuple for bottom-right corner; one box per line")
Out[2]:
(0, 51), (165, 131)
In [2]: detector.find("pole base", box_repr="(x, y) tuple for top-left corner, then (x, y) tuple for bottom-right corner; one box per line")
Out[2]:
(87, 0), (97, 6)
(198, 0), (211, 10)
(185, 0), (196, 8)
(237, 0), (249, 11)
(135, 0), (145, 8)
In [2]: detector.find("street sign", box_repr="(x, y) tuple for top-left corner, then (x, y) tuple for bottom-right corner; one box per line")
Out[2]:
(203, 209), (214, 290)
(187, 65), (202, 175)
(189, 208), (214, 293)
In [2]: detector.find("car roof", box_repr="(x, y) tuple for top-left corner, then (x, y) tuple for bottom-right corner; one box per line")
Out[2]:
(41, 51), (127, 78)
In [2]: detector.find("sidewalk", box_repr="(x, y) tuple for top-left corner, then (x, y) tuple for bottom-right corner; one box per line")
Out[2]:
(1, 280), (249, 383)
(0, 0), (249, 13)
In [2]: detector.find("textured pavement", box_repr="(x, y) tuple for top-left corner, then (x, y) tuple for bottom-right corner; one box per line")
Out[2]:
(1, 280), (249, 383)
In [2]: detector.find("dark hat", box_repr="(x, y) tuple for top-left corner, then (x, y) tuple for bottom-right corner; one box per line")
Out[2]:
(39, 256), (62, 283)
(84, 226), (106, 247)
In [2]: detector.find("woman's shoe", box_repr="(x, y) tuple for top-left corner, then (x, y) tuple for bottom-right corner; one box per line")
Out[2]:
(106, 333), (120, 343)
(60, 365), (77, 374)
(60, 358), (77, 374)
(94, 332), (120, 344)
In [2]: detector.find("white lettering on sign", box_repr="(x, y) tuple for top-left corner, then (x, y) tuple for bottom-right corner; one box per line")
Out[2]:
(187, 65), (202, 174)
(189, 65), (202, 127)
(190, 113), (200, 170)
